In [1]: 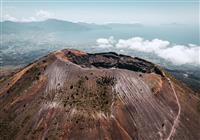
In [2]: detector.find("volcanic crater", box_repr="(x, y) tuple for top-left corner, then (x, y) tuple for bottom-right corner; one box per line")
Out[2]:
(0, 49), (200, 140)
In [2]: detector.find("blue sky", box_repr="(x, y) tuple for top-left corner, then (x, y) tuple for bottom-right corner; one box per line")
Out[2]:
(1, 0), (199, 25)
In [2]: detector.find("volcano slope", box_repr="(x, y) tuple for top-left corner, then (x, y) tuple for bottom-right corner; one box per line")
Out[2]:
(0, 49), (200, 140)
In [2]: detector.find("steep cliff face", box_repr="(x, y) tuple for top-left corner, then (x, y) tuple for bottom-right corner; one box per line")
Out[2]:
(0, 49), (200, 140)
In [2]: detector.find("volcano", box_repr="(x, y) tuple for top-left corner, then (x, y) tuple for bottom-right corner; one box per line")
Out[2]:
(0, 49), (200, 140)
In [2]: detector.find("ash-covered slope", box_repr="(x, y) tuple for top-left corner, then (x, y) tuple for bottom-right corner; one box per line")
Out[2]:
(0, 49), (200, 140)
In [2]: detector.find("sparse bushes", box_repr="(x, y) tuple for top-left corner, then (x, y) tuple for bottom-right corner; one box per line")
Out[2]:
(62, 75), (117, 114)
(96, 76), (116, 86)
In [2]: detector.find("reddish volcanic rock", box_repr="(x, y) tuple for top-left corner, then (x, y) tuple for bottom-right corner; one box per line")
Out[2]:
(0, 49), (200, 140)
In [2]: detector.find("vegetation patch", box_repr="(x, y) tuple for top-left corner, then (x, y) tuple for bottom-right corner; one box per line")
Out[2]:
(62, 75), (117, 114)
(96, 76), (116, 86)
(70, 113), (96, 129)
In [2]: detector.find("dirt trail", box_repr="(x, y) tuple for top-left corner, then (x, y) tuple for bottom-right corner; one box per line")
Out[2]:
(166, 78), (181, 140)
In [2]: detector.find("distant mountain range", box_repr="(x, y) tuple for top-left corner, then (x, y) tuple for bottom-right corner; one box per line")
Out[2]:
(1, 19), (144, 34)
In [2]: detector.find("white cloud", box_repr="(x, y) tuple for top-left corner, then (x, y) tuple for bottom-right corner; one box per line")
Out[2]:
(4, 14), (18, 22)
(3, 10), (54, 22)
(116, 37), (170, 53)
(21, 17), (37, 22)
(157, 45), (200, 65)
(96, 36), (115, 48)
(36, 10), (54, 19)
(96, 36), (200, 65)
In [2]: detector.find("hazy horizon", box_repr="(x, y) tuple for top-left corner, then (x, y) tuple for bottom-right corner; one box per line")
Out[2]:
(1, 0), (199, 25)
(1, 0), (199, 87)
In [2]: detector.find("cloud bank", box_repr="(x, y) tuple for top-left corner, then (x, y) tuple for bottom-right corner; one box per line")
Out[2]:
(96, 37), (200, 65)
(4, 10), (54, 22)
(96, 36), (115, 48)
